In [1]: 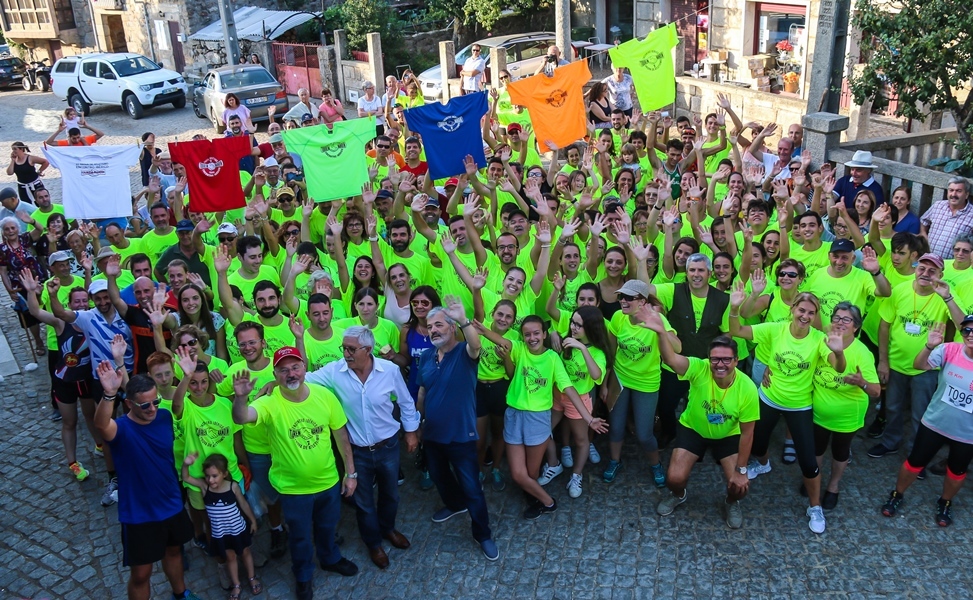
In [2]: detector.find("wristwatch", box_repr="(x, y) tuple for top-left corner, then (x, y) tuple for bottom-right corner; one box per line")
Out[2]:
(736, 466), (748, 475)
(344, 472), (358, 479)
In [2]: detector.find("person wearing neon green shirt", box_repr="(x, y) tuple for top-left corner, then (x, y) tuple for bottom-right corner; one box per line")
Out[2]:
(490, 316), (607, 521)
(231, 346), (360, 595)
(647, 304), (758, 529)
(782, 212), (831, 280)
(605, 279), (680, 487)
(811, 302), (880, 511)
(729, 285), (847, 534)
(803, 238), (890, 317)
(870, 253), (967, 460)
(334, 288), (404, 365)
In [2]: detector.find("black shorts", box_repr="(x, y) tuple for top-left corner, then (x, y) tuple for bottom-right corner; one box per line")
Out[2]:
(476, 379), (510, 418)
(211, 526), (253, 559)
(120, 509), (194, 567)
(673, 422), (741, 462)
(52, 377), (93, 405)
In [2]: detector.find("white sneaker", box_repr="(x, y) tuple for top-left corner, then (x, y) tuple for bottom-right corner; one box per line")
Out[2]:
(807, 505), (826, 534)
(537, 462), (564, 486)
(588, 442), (602, 464)
(746, 459), (772, 480)
(567, 473), (583, 498)
(560, 446), (574, 469)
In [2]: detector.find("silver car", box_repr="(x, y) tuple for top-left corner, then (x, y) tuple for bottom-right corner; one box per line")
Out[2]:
(192, 65), (289, 133)
(417, 32), (558, 101)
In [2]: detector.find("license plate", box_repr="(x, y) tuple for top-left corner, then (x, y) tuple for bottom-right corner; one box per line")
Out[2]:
(246, 96), (268, 105)
(162, 87), (178, 94)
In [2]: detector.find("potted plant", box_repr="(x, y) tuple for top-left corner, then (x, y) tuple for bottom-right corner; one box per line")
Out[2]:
(783, 70), (800, 93)
(775, 40), (794, 61)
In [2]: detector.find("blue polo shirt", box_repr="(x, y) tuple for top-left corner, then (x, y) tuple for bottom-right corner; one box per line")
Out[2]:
(108, 409), (184, 524)
(416, 342), (479, 444)
(834, 175), (886, 208)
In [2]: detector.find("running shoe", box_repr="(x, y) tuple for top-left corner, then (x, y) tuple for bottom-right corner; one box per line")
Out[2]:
(866, 415), (886, 439)
(724, 499), (743, 529)
(93, 444), (104, 458)
(936, 498), (953, 527)
(588, 442), (602, 464)
(398, 468), (405, 486)
(651, 462), (666, 488)
(881, 490), (904, 517)
(100, 477), (118, 507)
(432, 507), (468, 523)
(419, 470), (434, 490)
(536, 462), (563, 486)
(746, 459), (772, 480)
(491, 469), (506, 492)
(867, 444), (895, 458)
(603, 459), (621, 483)
(567, 473), (583, 498)
(523, 498), (557, 520)
(49, 408), (61, 422)
(656, 490), (687, 516)
(69, 461), (89, 482)
(807, 505), (826, 534)
(781, 440), (797, 464)
(560, 446), (574, 469)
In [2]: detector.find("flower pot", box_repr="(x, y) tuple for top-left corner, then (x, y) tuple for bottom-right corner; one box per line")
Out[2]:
(784, 80), (799, 93)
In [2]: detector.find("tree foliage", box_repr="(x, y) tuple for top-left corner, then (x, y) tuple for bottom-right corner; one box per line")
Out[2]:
(849, 0), (973, 145)
(426, 0), (553, 29)
(340, 0), (402, 52)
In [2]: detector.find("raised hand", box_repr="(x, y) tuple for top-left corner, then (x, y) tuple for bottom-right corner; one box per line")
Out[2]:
(20, 269), (40, 294)
(97, 360), (123, 396)
(398, 172), (417, 193)
(589, 213), (607, 238)
(104, 255), (122, 278)
(288, 314), (305, 339)
(443, 296), (467, 323)
(861, 246), (880, 273)
(826, 329), (845, 353)
(535, 220), (552, 244)
(409, 193), (428, 213)
(327, 216), (343, 237)
(552, 271), (566, 291)
(872, 203), (890, 225)
(440, 230), (457, 254)
(697, 225), (714, 247)
(750, 268), (767, 295)
(214, 246), (231, 274)
(464, 154), (478, 176)
(232, 369), (255, 398)
(470, 267), (488, 291)
(729, 279), (747, 309)
(636, 303), (665, 333)
(822, 174), (836, 195)
(292, 254), (313, 276)
(611, 221), (631, 246)
(714, 164), (732, 183)
(361, 182), (376, 206)
(145, 300), (168, 328)
(175, 345), (196, 375)
(927, 322), (945, 348)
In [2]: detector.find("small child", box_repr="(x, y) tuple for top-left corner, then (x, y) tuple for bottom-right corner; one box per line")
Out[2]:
(617, 143), (642, 178)
(182, 452), (261, 599)
(61, 108), (81, 136)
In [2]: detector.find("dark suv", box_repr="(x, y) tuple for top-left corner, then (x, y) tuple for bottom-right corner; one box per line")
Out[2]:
(0, 56), (27, 87)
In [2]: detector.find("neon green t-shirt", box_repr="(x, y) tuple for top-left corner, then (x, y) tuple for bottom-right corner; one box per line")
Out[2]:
(282, 118), (375, 201)
(333, 316), (400, 357)
(252, 384), (347, 494)
(141, 228), (178, 266)
(804, 266), (877, 318)
(678, 357), (759, 439)
(216, 360), (276, 453)
(812, 338), (877, 433)
(158, 399), (185, 476)
(304, 328), (346, 372)
(607, 310), (673, 392)
(750, 322), (830, 409)
(789, 242), (830, 280)
(505, 341), (573, 412)
(560, 345), (607, 396)
(176, 397), (243, 491)
(878, 283), (950, 375)
(228, 265), (281, 308)
(862, 266), (913, 345)
(477, 327), (520, 381)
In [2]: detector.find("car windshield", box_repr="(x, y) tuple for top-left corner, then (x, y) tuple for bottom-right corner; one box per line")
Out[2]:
(110, 56), (161, 77)
(220, 69), (276, 89)
(0, 58), (20, 67)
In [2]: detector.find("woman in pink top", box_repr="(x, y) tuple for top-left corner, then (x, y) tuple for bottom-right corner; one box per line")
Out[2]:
(318, 88), (345, 128)
(222, 94), (255, 132)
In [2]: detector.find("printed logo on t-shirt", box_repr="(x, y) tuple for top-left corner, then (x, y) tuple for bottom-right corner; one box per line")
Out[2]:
(618, 338), (651, 361)
(78, 162), (109, 177)
(436, 115), (464, 132)
(522, 365), (549, 394)
(63, 352), (81, 367)
(773, 350), (811, 376)
(198, 157), (225, 177)
(640, 50), (664, 71)
(812, 365), (844, 390)
(321, 143), (346, 158)
(196, 420), (231, 447)
(289, 417), (325, 450)
(546, 89), (569, 107)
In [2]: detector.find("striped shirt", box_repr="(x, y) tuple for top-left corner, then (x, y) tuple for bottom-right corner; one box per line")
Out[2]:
(203, 487), (246, 538)
(72, 308), (134, 378)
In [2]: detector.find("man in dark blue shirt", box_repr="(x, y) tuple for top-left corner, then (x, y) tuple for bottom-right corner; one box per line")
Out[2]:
(417, 300), (499, 561)
(224, 114), (260, 174)
(94, 361), (200, 600)
(833, 150), (886, 208)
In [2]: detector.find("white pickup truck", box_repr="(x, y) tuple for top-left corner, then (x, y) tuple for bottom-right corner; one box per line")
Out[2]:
(51, 52), (188, 120)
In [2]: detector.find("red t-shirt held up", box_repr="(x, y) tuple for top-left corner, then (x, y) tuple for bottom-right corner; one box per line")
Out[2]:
(169, 136), (252, 212)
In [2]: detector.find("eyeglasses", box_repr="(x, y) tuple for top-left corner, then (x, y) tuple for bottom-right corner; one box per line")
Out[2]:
(527, 171), (543, 178)
(499, 76), (510, 81)
(472, 48), (481, 52)
(952, 247), (972, 254)
(962, 327), (973, 337)
(346, 222), (363, 228)
(134, 397), (162, 411)
(376, 144), (391, 149)
(411, 299), (432, 307)
(709, 356), (734, 365)
(496, 244), (517, 252)
(218, 236), (236, 243)
(831, 315), (855, 325)
(179, 338), (198, 347)
(340, 345), (366, 355)
(285, 229), (300, 236)
(778, 271), (800, 279)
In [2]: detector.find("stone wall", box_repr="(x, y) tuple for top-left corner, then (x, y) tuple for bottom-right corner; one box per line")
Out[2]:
(675, 75), (806, 138)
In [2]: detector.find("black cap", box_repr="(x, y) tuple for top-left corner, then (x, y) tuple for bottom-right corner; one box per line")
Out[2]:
(0, 187), (17, 201)
(830, 238), (855, 254)
(376, 189), (394, 200)
(961, 315), (973, 327)
(176, 219), (195, 232)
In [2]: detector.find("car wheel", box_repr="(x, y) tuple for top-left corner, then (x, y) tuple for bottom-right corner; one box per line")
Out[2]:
(171, 95), (186, 109)
(69, 93), (90, 116)
(39, 76), (50, 92)
(22, 76), (32, 92)
(193, 97), (206, 118)
(124, 94), (144, 119)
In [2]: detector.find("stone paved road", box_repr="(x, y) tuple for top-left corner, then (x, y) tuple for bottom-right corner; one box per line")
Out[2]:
(3, 305), (973, 600)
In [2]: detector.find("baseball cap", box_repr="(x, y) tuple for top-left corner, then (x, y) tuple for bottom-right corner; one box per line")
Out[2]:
(276, 186), (295, 199)
(830, 238), (855, 254)
(425, 196), (441, 208)
(88, 280), (108, 295)
(95, 246), (118, 262)
(617, 279), (651, 299)
(217, 223), (238, 236)
(158, 152), (171, 160)
(444, 178), (460, 188)
(273, 346), (304, 367)
(917, 253), (944, 270)
(49, 250), (71, 264)
(961, 315), (973, 327)
(301, 113), (314, 123)
(0, 187), (17, 201)
(263, 157), (278, 168)
(176, 219), (195, 232)
(268, 133), (284, 144)
(376, 189), (393, 200)
(506, 123), (523, 133)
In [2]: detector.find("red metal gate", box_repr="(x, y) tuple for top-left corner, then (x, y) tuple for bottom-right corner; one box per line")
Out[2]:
(272, 42), (323, 98)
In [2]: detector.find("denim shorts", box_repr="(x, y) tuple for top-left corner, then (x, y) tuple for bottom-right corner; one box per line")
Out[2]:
(503, 407), (552, 446)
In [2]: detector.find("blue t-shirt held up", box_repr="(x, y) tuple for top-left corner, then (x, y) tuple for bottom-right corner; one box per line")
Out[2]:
(417, 342), (479, 444)
(404, 92), (488, 180)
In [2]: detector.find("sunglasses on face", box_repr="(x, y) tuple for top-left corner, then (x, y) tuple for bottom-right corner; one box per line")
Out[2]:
(500, 76), (510, 81)
(285, 229), (300, 236)
(376, 144), (391, 149)
(179, 338), (198, 347)
(134, 398), (162, 411)
(218, 236), (236, 243)
(962, 327), (973, 337)
(778, 271), (800, 279)
(411, 299), (432, 307)
(617, 294), (636, 301)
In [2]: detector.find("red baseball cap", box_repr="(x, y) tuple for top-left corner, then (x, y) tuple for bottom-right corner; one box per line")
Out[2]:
(506, 123), (523, 133)
(273, 347), (304, 367)
(445, 177), (460, 188)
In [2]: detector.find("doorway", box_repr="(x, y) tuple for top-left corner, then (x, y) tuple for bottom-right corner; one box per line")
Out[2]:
(605, 0), (634, 44)
(102, 14), (128, 53)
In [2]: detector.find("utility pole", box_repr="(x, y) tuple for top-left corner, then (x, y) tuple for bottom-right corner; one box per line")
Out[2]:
(556, 0), (571, 62)
(218, 0), (241, 65)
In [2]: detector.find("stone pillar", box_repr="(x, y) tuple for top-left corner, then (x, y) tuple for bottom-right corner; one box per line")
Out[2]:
(804, 0), (850, 114)
(334, 29), (348, 104)
(489, 46), (507, 89)
(802, 112), (849, 169)
(318, 45), (339, 97)
(556, 0), (571, 62)
(438, 40), (455, 103)
(367, 32), (385, 97)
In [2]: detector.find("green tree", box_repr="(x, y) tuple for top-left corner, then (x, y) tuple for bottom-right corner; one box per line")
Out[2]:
(849, 0), (973, 147)
(427, 0), (553, 30)
(340, 0), (402, 51)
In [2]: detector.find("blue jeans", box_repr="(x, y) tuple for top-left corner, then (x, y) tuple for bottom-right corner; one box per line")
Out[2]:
(279, 484), (343, 583)
(607, 388), (660, 452)
(246, 451), (279, 505)
(881, 369), (938, 451)
(351, 437), (401, 549)
(424, 440), (492, 543)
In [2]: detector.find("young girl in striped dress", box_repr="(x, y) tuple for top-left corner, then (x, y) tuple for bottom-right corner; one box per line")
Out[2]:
(183, 452), (261, 599)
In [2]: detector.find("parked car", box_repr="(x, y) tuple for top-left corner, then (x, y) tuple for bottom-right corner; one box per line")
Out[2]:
(417, 31), (557, 101)
(0, 55), (28, 88)
(51, 52), (188, 119)
(192, 64), (288, 133)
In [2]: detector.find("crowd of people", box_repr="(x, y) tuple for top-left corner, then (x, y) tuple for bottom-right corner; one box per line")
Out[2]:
(4, 47), (973, 600)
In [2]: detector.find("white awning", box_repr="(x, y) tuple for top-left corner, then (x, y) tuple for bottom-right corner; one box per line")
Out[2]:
(189, 7), (319, 42)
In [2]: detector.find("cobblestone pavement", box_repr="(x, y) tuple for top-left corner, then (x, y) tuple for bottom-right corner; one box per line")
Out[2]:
(3, 305), (973, 600)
